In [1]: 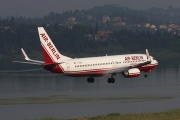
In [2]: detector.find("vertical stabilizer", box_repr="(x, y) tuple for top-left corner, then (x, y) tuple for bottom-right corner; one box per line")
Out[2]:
(38, 27), (71, 63)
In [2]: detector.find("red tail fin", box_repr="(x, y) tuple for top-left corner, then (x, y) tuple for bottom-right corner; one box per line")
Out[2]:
(38, 27), (71, 63)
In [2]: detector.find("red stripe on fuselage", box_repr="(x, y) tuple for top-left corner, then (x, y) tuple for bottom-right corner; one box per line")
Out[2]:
(66, 68), (110, 73)
(63, 69), (109, 77)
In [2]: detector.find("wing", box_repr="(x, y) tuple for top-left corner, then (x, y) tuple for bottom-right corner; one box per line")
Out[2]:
(0, 68), (44, 73)
(13, 61), (42, 65)
(105, 65), (131, 75)
(14, 48), (66, 67)
(130, 49), (151, 68)
(130, 61), (151, 68)
(13, 48), (44, 65)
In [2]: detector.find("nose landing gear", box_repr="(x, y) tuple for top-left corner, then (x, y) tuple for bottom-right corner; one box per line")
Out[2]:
(144, 72), (148, 78)
(144, 70), (152, 78)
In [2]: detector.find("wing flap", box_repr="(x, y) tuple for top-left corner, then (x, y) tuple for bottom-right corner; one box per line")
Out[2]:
(130, 61), (151, 68)
(104, 66), (130, 75)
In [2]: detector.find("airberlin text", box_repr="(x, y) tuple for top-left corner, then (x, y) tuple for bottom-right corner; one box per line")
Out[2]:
(125, 56), (143, 61)
(40, 33), (60, 60)
(40, 33), (48, 42)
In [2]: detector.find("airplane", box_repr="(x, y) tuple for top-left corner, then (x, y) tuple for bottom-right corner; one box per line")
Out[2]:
(14, 27), (158, 83)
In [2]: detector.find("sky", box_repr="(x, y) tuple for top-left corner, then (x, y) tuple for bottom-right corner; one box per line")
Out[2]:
(0, 0), (180, 18)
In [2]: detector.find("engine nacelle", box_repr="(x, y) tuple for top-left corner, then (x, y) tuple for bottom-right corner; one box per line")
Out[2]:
(123, 68), (140, 78)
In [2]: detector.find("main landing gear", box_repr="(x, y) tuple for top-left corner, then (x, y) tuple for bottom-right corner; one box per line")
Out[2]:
(107, 77), (115, 83)
(144, 71), (148, 78)
(87, 77), (115, 83)
(107, 74), (115, 83)
(87, 77), (94, 83)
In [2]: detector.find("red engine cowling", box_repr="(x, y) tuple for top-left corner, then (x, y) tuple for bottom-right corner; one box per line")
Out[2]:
(123, 68), (140, 78)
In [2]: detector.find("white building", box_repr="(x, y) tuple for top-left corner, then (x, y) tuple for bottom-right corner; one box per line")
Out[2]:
(103, 15), (111, 22)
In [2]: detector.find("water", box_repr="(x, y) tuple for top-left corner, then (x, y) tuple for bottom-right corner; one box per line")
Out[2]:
(0, 66), (180, 120)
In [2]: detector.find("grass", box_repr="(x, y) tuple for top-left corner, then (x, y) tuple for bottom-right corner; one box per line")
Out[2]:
(34, 109), (180, 120)
(0, 95), (174, 105)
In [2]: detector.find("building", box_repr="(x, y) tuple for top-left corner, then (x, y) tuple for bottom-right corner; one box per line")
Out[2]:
(95, 31), (113, 40)
(103, 15), (111, 22)
(150, 25), (156, 29)
(67, 17), (76, 23)
(113, 17), (121, 22)
(145, 23), (150, 28)
(87, 15), (95, 20)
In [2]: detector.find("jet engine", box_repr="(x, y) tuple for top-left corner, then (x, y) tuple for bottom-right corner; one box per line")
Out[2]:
(123, 68), (140, 78)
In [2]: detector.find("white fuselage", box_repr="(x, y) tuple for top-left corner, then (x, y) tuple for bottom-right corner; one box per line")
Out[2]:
(58, 54), (158, 77)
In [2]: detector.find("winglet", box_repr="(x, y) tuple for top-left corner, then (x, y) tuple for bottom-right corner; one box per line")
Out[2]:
(146, 49), (151, 62)
(21, 48), (30, 61)
(19, 48), (43, 63)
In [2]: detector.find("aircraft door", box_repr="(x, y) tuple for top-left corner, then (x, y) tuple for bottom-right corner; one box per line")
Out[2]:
(112, 61), (118, 68)
(66, 63), (70, 71)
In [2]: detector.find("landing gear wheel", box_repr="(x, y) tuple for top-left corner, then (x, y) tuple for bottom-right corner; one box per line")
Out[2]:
(144, 72), (148, 78)
(111, 78), (115, 83)
(107, 78), (115, 83)
(144, 74), (148, 78)
(91, 78), (94, 83)
(87, 78), (91, 83)
(87, 77), (95, 83)
(108, 78), (111, 83)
